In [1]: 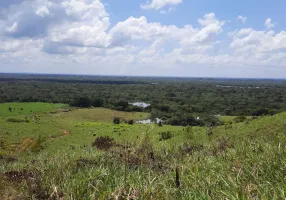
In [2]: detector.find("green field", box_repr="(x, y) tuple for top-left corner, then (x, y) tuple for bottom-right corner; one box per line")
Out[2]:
(0, 102), (67, 117)
(219, 115), (237, 123)
(1, 103), (286, 199)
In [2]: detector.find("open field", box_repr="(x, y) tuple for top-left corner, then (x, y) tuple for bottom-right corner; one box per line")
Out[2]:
(1, 103), (286, 199)
(0, 102), (67, 117)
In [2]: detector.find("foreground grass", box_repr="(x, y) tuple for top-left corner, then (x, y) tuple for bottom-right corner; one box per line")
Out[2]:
(0, 103), (286, 199)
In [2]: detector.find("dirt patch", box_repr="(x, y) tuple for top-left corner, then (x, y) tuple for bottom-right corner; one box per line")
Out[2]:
(3, 169), (51, 199)
(0, 177), (26, 200)
(4, 170), (35, 182)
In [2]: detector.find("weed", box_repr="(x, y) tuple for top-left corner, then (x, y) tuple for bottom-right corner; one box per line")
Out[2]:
(159, 131), (173, 141)
(180, 143), (203, 154)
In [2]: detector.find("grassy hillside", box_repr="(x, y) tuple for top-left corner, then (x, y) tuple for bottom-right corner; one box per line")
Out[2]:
(0, 103), (286, 199)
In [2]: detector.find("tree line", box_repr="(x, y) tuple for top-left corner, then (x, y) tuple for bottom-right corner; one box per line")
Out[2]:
(0, 74), (286, 126)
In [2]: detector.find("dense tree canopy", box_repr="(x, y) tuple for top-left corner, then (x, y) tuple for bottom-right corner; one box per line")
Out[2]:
(1, 74), (286, 126)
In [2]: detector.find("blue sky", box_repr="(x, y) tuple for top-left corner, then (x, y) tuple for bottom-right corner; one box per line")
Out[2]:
(1, 0), (286, 78)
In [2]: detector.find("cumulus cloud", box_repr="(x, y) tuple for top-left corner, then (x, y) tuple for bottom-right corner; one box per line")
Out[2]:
(141, 0), (182, 10)
(198, 13), (224, 27)
(109, 13), (224, 50)
(230, 28), (286, 53)
(0, 0), (110, 48)
(0, 0), (286, 77)
(264, 18), (275, 29)
(237, 15), (247, 24)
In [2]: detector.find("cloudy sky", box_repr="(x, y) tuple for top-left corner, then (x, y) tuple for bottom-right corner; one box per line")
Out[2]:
(0, 0), (286, 78)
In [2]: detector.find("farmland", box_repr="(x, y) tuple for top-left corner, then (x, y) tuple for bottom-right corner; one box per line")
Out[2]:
(1, 102), (286, 199)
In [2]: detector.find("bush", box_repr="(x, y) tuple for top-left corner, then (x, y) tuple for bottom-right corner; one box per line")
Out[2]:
(127, 120), (134, 125)
(92, 136), (114, 150)
(113, 117), (121, 124)
(159, 131), (173, 141)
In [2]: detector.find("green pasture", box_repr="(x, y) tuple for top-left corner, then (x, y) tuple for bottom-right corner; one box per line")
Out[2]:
(0, 102), (67, 117)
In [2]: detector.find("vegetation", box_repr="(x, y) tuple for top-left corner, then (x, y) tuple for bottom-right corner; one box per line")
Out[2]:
(1, 74), (286, 126)
(158, 131), (174, 141)
(0, 75), (286, 199)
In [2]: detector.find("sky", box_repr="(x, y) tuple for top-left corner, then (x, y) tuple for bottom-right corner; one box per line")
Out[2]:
(0, 0), (286, 78)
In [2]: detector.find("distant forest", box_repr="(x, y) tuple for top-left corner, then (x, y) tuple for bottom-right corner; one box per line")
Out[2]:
(1, 73), (286, 126)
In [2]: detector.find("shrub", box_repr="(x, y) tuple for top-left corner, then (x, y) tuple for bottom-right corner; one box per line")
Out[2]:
(113, 117), (121, 124)
(159, 131), (173, 141)
(92, 136), (114, 150)
(127, 120), (134, 125)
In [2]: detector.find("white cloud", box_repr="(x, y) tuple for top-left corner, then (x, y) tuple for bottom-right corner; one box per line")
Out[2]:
(237, 15), (247, 24)
(36, 6), (50, 17)
(265, 18), (275, 29)
(159, 6), (175, 14)
(5, 22), (18, 33)
(109, 13), (224, 50)
(0, 0), (286, 78)
(230, 28), (286, 53)
(198, 13), (224, 27)
(141, 0), (182, 10)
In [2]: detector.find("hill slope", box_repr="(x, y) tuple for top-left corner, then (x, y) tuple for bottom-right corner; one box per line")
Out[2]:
(0, 108), (286, 199)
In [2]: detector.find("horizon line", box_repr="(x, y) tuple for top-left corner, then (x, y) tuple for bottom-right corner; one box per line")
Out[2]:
(0, 72), (286, 80)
